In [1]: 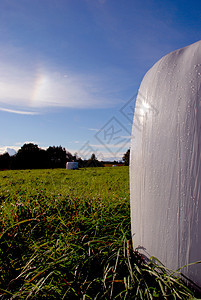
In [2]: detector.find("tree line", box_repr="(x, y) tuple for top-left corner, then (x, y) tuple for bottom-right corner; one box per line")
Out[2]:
(0, 143), (104, 170)
(0, 143), (130, 170)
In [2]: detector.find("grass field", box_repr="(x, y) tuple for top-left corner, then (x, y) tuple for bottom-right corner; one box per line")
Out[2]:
(0, 167), (197, 299)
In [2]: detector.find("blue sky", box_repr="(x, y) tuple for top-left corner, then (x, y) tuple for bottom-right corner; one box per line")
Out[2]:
(0, 0), (201, 160)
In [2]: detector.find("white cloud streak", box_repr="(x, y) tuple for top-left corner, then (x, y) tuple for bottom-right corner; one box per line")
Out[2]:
(88, 128), (99, 132)
(0, 107), (38, 115)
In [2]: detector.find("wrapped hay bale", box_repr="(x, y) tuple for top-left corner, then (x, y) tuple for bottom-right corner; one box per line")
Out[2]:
(130, 40), (201, 287)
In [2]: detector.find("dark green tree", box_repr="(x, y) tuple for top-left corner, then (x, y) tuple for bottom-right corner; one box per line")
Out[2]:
(90, 153), (97, 161)
(13, 143), (48, 169)
(86, 153), (103, 168)
(46, 146), (68, 168)
(122, 149), (130, 166)
(0, 152), (10, 169)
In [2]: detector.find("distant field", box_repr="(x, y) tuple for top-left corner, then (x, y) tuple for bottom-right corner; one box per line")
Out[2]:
(0, 167), (195, 299)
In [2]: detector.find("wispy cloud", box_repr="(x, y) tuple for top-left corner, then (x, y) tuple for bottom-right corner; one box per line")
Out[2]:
(0, 52), (124, 112)
(88, 128), (99, 132)
(0, 107), (38, 115)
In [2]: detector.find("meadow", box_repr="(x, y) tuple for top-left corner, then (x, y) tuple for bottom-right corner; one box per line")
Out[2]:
(0, 167), (196, 299)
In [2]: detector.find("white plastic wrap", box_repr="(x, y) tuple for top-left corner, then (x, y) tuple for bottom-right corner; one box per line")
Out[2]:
(66, 162), (78, 170)
(130, 40), (201, 287)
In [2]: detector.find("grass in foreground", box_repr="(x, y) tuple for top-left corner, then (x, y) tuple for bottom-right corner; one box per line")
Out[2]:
(0, 167), (198, 299)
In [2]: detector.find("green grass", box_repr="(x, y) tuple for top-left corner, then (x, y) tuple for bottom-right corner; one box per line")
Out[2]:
(0, 167), (197, 299)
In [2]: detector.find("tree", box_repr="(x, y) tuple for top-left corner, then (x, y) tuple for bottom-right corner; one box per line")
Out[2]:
(122, 149), (130, 166)
(9, 143), (82, 170)
(90, 153), (97, 161)
(13, 143), (48, 169)
(0, 152), (10, 169)
(86, 153), (103, 167)
(46, 146), (67, 168)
